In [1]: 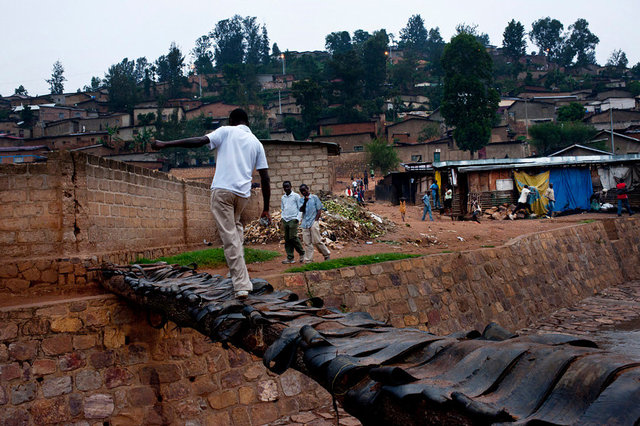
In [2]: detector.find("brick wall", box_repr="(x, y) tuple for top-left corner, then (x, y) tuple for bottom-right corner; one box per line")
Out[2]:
(0, 296), (332, 424)
(0, 151), (219, 298)
(265, 144), (331, 200)
(272, 218), (640, 336)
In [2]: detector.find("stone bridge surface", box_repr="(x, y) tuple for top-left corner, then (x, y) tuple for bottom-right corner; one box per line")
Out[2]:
(101, 263), (640, 426)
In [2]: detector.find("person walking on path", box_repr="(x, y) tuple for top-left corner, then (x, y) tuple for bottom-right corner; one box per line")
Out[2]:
(430, 181), (441, 209)
(421, 192), (434, 221)
(399, 197), (407, 222)
(298, 184), (330, 263)
(280, 181), (305, 264)
(616, 179), (634, 216)
(151, 108), (270, 300)
(363, 173), (369, 190)
(515, 185), (531, 214)
(544, 183), (556, 218)
(444, 186), (453, 212)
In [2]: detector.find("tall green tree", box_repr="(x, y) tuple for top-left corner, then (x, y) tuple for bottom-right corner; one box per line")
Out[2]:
(441, 33), (499, 156)
(366, 138), (399, 175)
(83, 76), (102, 92)
(529, 17), (564, 59)
(399, 14), (429, 55)
(605, 49), (628, 77)
(529, 122), (598, 155)
(557, 102), (586, 122)
(155, 43), (188, 99)
(360, 30), (389, 99)
(210, 15), (245, 67)
(243, 17), (264, 65)
(14, 85), (28, 96)
(46, 60), (66, 94)
(455, 23), (490, 47)
(292, 78), (324, 134)
(563, 18), (599, 67)
(325, 31), (352, 55)
(426, 28), (445, 75)
(104, 58), (139, 112)
(191, 35), (214, 74)
(502, 20), (526, 61)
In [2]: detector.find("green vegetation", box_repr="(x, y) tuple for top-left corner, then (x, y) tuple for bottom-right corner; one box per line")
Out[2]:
(366, 137), (399, 175)
(579, 219), (596, 224)
(133, 247), (280, 268)
(529, 121), (599, 156)
(285, 253), (420, 273)
(441, 33), (499, 156)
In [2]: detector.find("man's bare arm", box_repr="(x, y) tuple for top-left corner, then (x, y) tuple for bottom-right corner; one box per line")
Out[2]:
(258, 168), (271, 220)
(151, 136), (209, 150)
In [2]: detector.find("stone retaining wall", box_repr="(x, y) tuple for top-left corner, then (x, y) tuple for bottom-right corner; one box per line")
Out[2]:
(272, 218), (640, 335)
(0, 296), (331, 425)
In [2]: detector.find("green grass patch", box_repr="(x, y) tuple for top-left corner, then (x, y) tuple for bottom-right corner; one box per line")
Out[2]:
(285, 253), (420, 273)
(579, 219), (596, 224)
(441, 250), (453, 253)
(133, 247), (280, 268)
(481, 245), (495, 248)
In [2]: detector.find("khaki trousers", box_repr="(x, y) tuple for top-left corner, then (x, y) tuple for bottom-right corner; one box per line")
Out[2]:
(301, 221), (330, 262)
(210, 189), (252, 292)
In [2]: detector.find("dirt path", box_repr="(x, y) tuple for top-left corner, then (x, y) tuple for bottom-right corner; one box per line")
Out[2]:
(204, 198), (621, 280)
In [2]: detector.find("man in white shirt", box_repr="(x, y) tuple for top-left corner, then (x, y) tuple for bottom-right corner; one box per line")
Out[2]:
(280, 181), (305, 264)
(515, 185), (531, 214)
(152, 108), (271, 300)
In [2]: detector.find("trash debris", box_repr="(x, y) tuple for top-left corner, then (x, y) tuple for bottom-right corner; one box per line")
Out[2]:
(243, 194), (394, 247)
(457, 236), (465, 242)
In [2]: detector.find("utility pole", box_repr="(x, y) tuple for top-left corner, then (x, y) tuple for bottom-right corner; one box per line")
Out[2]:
(609, 103), (615, 154)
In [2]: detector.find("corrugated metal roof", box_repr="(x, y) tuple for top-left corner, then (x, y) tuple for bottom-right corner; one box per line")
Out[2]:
(401, 154), (640, 172)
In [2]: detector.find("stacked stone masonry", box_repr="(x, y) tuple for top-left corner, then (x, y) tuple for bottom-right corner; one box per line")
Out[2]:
(272, 218), (640, 335)
(0, 296), (332, 425)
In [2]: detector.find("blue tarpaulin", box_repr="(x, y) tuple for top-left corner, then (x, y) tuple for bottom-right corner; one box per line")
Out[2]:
(549, 168), (593, 212)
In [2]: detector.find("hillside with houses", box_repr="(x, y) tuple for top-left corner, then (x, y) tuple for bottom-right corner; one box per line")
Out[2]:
(2, 14), (640, 176)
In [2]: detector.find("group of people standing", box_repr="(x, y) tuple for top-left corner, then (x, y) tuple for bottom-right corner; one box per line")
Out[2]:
(420, 181), (453, 222)
(346, 175), (369, 205)
(515, 183), (556, 218)
(280, 181), (330, 264)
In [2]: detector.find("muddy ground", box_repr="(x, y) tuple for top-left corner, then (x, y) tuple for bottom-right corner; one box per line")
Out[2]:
(205, 198), (622, 280)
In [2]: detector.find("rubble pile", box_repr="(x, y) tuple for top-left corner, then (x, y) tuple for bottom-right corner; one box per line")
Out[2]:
(243, 194), (394, 245)
(481, 204), (529, 220)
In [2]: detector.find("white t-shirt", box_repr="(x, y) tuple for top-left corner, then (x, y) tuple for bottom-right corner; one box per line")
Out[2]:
(206, 125), (268, 198)
(518, 187), (531, 204)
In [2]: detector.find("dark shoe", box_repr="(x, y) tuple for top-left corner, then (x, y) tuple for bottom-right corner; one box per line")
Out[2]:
(281, 259), (295, 264)
(324, 255), (330, 261)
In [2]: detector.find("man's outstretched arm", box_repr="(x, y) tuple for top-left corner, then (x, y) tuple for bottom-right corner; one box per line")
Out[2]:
(258, 168), (271, 220)
(151, 136), (209, 150)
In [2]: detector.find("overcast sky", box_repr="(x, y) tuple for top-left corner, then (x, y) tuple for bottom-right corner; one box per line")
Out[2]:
(2, 0), (639, 97)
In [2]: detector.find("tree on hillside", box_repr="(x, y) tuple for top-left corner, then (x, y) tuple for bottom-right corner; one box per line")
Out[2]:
(529, 121), (598, 155)
(210, 15), (245, 67)
(83, 76), (102, 92)
(361, 30), (389, 99)
(425, 28), (445, 75)
(557, 102), (586, 122)
(191, 35), (214, 74)
(104, 58), (139, 112)
(563, 18), (599, 67)
(325, 31), (352, 55)
(366, 138), (399, 175)
(529, 17), (564, 60)
(352, 29), (371, 46)
(502, 20), (526, 62)
(156, 43), (188, 99)
(14, 85), (28, 96)
(605, 49), (628, 77)
(630, 62), (640, 79)
(399, 14), (429, 55)
(244, 17), (269, 65)
(455, 23), (490, 47)
(46, 60), (66, 94)
(291, 78), (324, 138)
(441, 33), (499, 156)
